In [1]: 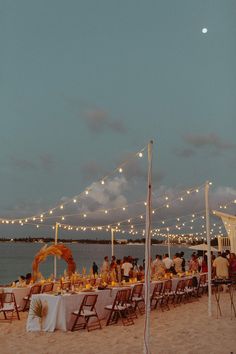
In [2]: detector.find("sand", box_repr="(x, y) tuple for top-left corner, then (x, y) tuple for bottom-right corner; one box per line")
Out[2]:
(0, 293), (236, 354)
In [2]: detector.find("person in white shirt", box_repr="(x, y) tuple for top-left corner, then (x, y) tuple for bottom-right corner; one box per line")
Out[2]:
(163, 254), (173, 272)
(121, 257), (133, 282)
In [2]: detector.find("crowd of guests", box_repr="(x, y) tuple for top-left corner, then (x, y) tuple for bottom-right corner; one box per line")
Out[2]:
(92, 256), (145, 283)
(93, 250), (236, 283)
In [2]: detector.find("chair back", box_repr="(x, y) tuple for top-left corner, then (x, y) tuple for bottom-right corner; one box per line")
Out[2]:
(176, 279), (186, 292)
(163, 279), (172, 294)
(30, 284), (42, 296)
(41, 283), (54, 293)
(61, 281), (71, 290)
(80, 294), (98, 313)
(113, 288), (130, 307)
(131, 283), (143, 299)
(1, 292), (17, 309)
(152, 282), (163, 298)
(199, 274), (206, 285)
(186, 278), (193, 288)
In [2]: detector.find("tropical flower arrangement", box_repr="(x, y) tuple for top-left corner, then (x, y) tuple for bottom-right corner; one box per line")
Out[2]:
(30, 299), (48, 330)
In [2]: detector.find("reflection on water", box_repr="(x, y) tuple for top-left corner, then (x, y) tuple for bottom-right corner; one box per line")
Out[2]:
(0, 242), (193, 284)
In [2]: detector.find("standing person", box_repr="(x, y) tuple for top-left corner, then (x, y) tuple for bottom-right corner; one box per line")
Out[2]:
(151, 255), (166, 277)
(189, 255), (199, 272)
(173, 253), (183, 273)
(101, 256), (109, 273)
(92, 261), (98, 276)
(201, 254), (208, 273)
(213, 252), (229, 279)
(116, 259), (122, 283)
(121, 257), (133, 282)
(180, 251), (186, 272)
(162, 254), (173, 272)
(229, 253), (236, 281)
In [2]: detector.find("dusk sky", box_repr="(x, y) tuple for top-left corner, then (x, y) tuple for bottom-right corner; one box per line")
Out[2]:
(1, 1), (236, 237)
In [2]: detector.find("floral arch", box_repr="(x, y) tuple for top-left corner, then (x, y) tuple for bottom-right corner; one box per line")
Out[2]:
(32, 244), (76, 281)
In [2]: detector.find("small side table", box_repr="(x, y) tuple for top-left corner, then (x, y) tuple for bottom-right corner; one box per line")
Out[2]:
(212, 279), (236, 319)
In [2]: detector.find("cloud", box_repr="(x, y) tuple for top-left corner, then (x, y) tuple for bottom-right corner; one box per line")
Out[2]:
(81, 176), (128, 212)
(84, 109), (125, 134)
(183, 133), (236, 150)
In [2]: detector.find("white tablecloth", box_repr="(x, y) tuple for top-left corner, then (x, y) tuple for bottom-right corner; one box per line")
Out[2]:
(26, 276), (199, 332)
(26, 289), (113, 332)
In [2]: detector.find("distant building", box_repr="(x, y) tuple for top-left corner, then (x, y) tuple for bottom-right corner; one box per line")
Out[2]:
(116, 239), (128, 244)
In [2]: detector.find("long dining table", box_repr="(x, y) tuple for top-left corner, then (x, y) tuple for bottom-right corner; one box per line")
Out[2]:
(26, 276), (193, 332)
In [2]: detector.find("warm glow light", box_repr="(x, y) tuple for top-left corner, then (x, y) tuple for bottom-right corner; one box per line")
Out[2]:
(202, 28), (208, 34)
(50, 210), (53, 214)
(119, 168), (123, 173)
(105, 210), (108, 214)
(139, 152), (143, 157)
(122, 207), (126, 211)
(83, 214), (87, 218)
(60, 205), (64, 209)
(101, 180), (105, 185)
(85, 190), (89, 195)
(73, 199), (77, 203)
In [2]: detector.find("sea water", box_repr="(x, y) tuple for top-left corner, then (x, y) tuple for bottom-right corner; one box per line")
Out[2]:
(0, 242), (193, 285)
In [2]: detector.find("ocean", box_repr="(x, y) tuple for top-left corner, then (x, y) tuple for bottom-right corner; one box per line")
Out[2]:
(0, 242), (193, 285)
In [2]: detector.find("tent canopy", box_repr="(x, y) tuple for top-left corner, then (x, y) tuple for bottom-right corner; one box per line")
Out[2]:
(188, 243), (218, 252)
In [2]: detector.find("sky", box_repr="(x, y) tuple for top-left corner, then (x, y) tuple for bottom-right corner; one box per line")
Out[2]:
(0, 0), (236, 238)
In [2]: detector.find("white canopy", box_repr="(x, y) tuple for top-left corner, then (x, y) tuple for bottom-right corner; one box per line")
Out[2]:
(213, 210), (236, 253)
(189, 243), (218, 252)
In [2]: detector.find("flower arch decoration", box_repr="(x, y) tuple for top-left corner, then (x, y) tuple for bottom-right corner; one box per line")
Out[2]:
(32, 244), (76, 281)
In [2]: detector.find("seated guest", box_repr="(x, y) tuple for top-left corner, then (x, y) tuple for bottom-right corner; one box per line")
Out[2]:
(17, 275), (26, 286)
(25, 273), (32, 284)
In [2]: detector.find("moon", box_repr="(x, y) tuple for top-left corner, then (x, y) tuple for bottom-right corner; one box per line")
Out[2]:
(202, 28), (208, 34)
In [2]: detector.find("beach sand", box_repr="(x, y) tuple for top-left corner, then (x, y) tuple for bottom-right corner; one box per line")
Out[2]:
(0, 293), (235, 354)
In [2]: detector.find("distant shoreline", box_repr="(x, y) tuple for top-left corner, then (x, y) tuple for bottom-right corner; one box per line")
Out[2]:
(0, 237), (217, 247)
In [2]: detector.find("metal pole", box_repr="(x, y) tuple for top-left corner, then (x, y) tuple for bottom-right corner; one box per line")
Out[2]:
(167, 234), (171, 258)
(205, 181), (212, 317)
(54, 222), (59, 280)
(111, 228), (114, 257)
(144, 140), (153, 354)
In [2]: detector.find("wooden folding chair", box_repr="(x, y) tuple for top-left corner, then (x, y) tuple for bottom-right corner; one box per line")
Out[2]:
(161, 280), (174, 310)
(197, 274), (208, 296)
(41, 282), (54, 293)
(71, 294), (101, 331)
(173, 279), (186, 305)
(61, 281), (71, 291)
(22, 284), (42, 311)
(105, 288), (134, 326)
(150, 282), (164, 310)
(0, 292), (20, 321)
(130, 283), (145, 315)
